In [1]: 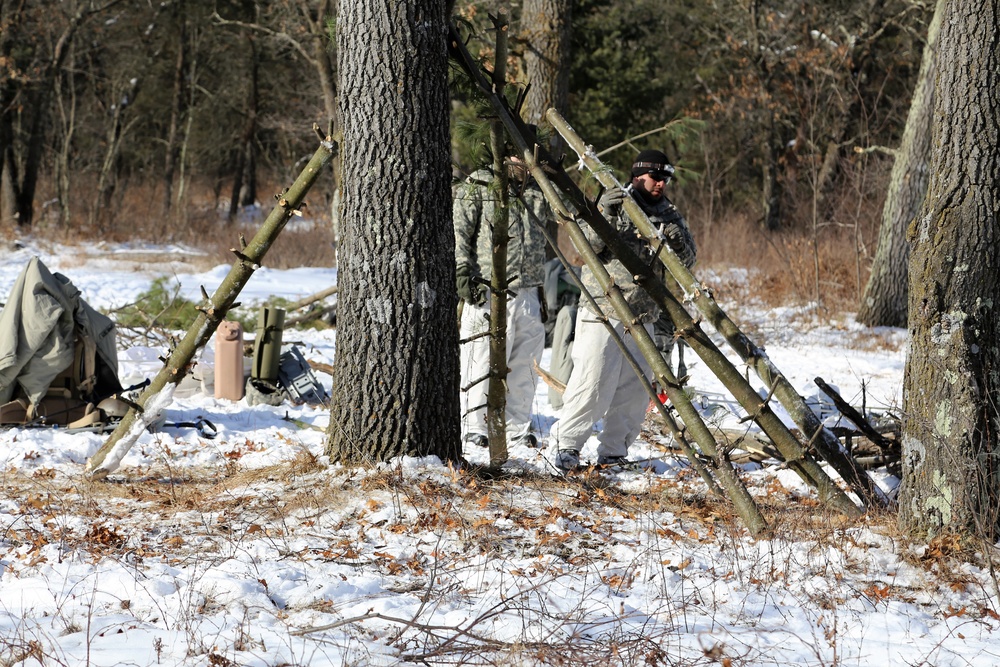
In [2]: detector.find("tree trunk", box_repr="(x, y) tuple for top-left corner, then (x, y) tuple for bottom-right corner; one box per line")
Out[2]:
(10, 2), (92, 228)
(89, 77), (139, 233)
(1, 154), (18, 226)
(486, 120), (510, 466)
(53, 45), (77, 229)
(857, 0), (944, 328)
(761, 113), (782, 230)
(326, 0), (459, 465)
(0, 0), (17, 226)
(175, 28), (202, 227)
(900, 0), (1000, 542)
(520, 0), (570, 130)
(485, 13), (510, 467)
(163, 8), (187, 218)
(520, 0), (570, 258)
(16, 92), (47, 228)
(302, 0), (338, 124)
(298, 0), (340, 260)
(228, 34), (260, 224)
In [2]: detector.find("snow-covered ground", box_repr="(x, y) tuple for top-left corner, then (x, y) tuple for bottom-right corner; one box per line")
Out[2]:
(1, 238), (996, 667)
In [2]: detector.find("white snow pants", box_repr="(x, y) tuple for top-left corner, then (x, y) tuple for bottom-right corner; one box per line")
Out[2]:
(553, 316), (652, 458)
(460, 289), (544, 441)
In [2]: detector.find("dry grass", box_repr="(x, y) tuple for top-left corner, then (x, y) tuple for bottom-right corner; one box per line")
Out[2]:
(21, 177), (338, 271)
(685, 163), (887, 316)
(17, 168), (887, 307)
(5, 428), (998, 667)
(1, 449), (984, 578)
(692, 208), (876, 315)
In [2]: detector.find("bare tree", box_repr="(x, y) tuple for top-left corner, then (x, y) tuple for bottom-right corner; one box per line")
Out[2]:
(520, 0), (570, 254)
(162, 0), (188, 218)
(325, 0), (460, 464)
(900, 0), (1000, 541)
(211, 0), (339, 237)
(0, 0), (118, 228)
(520, 0), (571, 131)
(857, 0), (945, 328)
(227, 33), (261, 224)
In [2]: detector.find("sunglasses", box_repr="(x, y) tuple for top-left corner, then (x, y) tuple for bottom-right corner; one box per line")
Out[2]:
(648, 170), (673, 184)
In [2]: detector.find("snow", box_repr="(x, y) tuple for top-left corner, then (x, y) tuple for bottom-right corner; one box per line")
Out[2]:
(1, 239), (998, 667)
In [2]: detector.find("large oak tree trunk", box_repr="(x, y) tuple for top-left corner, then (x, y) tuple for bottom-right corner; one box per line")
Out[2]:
(900, 0), (1000, 541)
(326, 0), (460, 464)
(857, 0), (944, 328)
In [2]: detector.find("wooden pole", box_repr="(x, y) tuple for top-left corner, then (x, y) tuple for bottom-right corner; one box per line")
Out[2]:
(547, 109), (884, 512)
(86, 133), (337, 479)
(449, 24), (769, 535)
(485, 10), (511, 467)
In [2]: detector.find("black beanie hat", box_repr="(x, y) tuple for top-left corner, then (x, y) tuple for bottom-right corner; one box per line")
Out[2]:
(632, 149), (672, 177)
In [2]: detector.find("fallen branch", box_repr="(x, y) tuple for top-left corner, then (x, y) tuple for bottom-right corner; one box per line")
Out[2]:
(287, 286), (338, 311)
(814, 376), (896, 453)
(532, 359), (566, 394)
(308, 359), (335, 376)
(284, 304), (336, 328)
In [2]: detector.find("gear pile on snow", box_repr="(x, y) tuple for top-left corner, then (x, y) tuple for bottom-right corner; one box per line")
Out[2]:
(0, 257), (124, 428)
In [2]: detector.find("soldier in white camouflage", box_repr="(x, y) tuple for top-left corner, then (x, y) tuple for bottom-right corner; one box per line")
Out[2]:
(552, 149), (696, 473)
(454, 154), (551, 451)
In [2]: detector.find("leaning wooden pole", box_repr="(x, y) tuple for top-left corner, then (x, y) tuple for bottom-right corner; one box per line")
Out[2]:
(520, 199), (724, 499)
(449, 24), (769, 535)
(547, 109), (885, 512)
(86, 133), (337, 479)
(450, 30), (861, 517)
(543, 179), (767, 533)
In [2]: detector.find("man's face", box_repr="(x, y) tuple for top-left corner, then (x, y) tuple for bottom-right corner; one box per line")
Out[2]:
(632, 172), (667, 200)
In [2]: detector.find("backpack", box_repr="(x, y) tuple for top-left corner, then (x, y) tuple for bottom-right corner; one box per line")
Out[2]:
(0, 257), (123, 428)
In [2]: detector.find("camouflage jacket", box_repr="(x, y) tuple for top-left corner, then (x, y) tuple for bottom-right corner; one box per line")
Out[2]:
(453, 168), (550, 299)
(581, 183), (696, 322)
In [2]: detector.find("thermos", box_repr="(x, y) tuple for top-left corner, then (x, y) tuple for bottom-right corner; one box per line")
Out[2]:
(215, 321), (245, 401)
(252, 307), (286, 384)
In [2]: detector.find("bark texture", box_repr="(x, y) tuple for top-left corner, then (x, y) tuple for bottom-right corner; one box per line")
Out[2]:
(520, 0), (571, 127)
(857, 0), (945, 328)
(486, 15), (510, 466)
(900, 0), (1000, 540)
(327, 0), (459, 464)
(521, 0), (570, 256)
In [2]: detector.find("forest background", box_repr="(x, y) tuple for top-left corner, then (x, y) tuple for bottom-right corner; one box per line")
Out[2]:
(0, 0), (930, 316)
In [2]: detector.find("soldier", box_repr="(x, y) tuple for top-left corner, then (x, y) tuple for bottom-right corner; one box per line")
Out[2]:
(552, 149), (696, 473)
(454, 149), (551, 450)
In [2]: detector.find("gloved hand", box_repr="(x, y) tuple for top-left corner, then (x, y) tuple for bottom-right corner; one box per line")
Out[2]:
(653, 334), (674, 356)
(598, 185), (625, 217)
(663, 221), (697, 267)
(456, 264), (474, 302)
(456, 264), (486, 305)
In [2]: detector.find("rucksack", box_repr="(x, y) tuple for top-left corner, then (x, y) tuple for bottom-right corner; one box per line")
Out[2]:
(0, 257), (123, 428)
